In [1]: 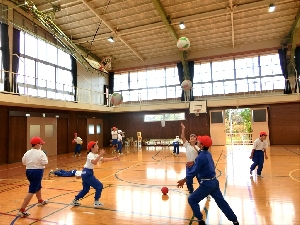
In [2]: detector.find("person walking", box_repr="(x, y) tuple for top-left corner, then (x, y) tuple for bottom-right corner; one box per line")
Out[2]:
(250, 131), (269, 177)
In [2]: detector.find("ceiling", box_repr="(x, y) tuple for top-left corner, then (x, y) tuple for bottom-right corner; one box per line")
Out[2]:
(11, 0), (300, 72)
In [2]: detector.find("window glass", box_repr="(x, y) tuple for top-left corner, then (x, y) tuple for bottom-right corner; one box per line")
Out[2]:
(166, 86), (176, 98)
(114, 73), (128, 91)
(165, 66), (179, 85)
(37, 62), (55, 89)
(194, 62), (211, 82)
(213, 81), (224, 94)
(235, 56), (259, 79)
(260, 54), (282, 76)
(38, 39), (47, 62)
(248, 78), (261, 91)
(224, 81), (236, 94)
(137, 70), (147, 88)
(236, 79), (249, 92)
(47, 43), (57, 65)
(24, 58), (36, 85)
(57, 69), (73, 92)
(129, 71), (138, 89)
(25, 34), (37, 58)
(212, 60), (234, 81)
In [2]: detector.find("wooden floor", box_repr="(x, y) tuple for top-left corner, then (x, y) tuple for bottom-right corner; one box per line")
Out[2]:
(0, 145), (299, 225)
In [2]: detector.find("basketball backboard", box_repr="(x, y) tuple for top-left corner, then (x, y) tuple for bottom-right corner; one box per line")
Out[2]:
(189, 100), (207, 116)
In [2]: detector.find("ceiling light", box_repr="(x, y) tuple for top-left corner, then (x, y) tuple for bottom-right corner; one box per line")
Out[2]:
(179, 22), (185, 29)
(108, 37), (114, 43)
(268, 4), (275, 12)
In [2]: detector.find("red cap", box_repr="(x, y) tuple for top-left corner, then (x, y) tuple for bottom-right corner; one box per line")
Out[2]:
(87, 141), (97, 150)
(197, 135), (212, 147)
(30, 137), (45, 145)
(112, 127), (116, 130)
(260, 131), (267, 136)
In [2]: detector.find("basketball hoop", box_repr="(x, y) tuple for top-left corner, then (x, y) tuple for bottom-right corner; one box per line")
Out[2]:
(194, 107), (201, 117)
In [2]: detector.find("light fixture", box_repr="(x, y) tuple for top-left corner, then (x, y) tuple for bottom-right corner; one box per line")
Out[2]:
(108, 36), (114, 43)
(268, 4), (275, 12)
(179, 22), (185, 29)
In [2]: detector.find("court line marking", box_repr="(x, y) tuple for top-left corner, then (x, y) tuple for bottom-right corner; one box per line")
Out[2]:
(289, 169), (300, 182)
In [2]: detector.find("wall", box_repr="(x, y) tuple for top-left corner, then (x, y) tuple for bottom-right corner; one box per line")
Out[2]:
(0, 101), (299, 164)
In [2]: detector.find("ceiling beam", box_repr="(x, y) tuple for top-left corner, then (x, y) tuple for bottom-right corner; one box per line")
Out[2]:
(151, 0), (189, 80)
(229, 0), (235, 48)
(80, 0), (144, 61)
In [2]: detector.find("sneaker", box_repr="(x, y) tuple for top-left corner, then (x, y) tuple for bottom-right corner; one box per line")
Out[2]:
(49, 170), (54, 176)
(37, 199), (49, 206)
(17, 211), (31, 217)
(71, 199), (81, 206)
(198, 220), (206, 225)
(250, 170), (253, 175)
(78, 154), (81, 157)
(257, 175), (263, 178)
(233, 222), (239, 225)
(207, 195), (211, 200)
(94, 201), (104, 208)
(72, 155), (76, 157)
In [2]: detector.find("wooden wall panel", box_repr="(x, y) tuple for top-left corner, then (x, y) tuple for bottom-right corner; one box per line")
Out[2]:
(0, 106), (9, 164)
(68, 111), (77, 153)
(8, 117), (27, 163)
(77, 118), (87, 150)
(269, 102), (300, 145)
(57, 118), (68, 154)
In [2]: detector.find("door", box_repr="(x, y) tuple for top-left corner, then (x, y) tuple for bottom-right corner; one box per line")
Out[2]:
(251, 108), (270, 144)
(27, 117), (57, 156)
(210, 110), (226, 146)
(87, 118), (104, 148)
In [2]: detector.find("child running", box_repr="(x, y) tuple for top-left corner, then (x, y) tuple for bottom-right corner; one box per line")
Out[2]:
(18, 137), (49, 217)
(71, 141), (119, 207)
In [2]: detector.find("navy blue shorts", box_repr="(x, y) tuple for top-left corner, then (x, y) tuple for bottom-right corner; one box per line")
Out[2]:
(112, 139), (118, 145)
(26, 169), (44, 193)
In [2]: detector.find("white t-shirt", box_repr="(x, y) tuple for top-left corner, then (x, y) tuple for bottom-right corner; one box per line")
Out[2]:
(111, 130), (118, 139)
(22, 149), (48, 169)
(84, 152), (102, 169)
(183, 141), (199, 162)
(117, 133), (122, 141)
(74, 137), (82, 144)
(252, 138), (268, 151)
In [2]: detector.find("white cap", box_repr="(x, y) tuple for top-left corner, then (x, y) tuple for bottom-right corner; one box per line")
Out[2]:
(118, 130), (122, 133)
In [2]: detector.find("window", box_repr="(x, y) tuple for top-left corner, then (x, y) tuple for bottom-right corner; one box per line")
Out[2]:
(194, 62), (211, 82)
(235, 56), (259, 79)
(165, 67), (179, 86)
(17, 31), (73, 100)
(212, 59), (234, 81)
(260, 54), (282, 76)
(114, 73), (128, 91)
(144, 113), (185, 122)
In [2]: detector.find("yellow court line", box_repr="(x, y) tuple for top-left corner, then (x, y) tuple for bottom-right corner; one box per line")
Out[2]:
(289, 169), (300, 182)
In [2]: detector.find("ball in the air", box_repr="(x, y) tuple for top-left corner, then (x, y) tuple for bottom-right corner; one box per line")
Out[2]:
(111, 93), (123, 106)
(181, 79), (192, 91)
(161, 186), (169, 195)
(177, 37), (190, 51)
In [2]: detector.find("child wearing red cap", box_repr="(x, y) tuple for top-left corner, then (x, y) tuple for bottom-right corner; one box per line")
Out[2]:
(17, 137), (49, 217)
(71, 141), (119, 207)
(177, 135), (239, 225)
(249, 131), (269, 177)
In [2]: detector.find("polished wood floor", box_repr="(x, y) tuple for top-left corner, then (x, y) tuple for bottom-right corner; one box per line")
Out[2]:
(0, 145), (299, 225)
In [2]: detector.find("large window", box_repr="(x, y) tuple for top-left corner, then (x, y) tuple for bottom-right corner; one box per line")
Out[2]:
(17, 32), (73, 100)
(114, 53), (284, 102)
